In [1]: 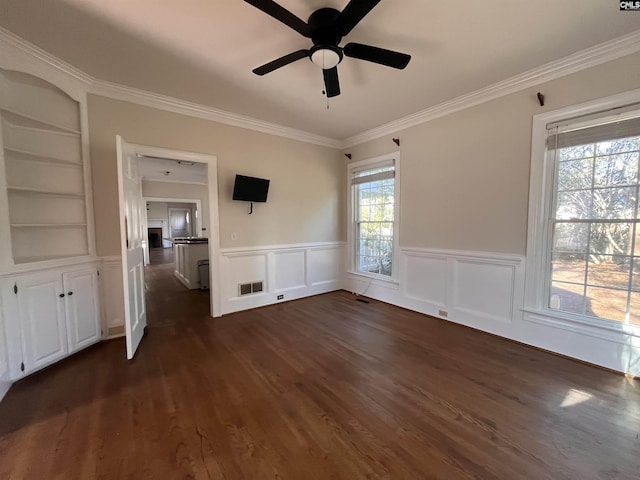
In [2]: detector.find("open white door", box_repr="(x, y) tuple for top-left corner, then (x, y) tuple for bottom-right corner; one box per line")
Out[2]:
(116, 135), (147, 359)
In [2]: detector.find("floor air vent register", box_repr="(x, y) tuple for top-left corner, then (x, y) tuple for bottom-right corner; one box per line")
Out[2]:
(238, 281), (264, 296)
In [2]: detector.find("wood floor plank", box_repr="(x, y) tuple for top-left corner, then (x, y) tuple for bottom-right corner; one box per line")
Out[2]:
(1, 248), (639, 479)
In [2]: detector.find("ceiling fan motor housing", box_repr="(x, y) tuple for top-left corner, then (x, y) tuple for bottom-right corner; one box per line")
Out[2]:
(308, 8), (342, 46)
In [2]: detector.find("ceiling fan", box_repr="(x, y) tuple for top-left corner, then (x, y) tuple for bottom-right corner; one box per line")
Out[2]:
(244, 0), (411, 98)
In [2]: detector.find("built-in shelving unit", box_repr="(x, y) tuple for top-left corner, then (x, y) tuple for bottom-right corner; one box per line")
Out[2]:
(0, 68), (89, 264)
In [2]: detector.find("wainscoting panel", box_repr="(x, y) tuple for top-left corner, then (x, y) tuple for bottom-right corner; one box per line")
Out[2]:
(274, 250), (306, 293)
(403, 251), (447, 307)
(452, 258), (516, 324)
(222, 252), (269, 302)
(221, 242), (344, 314)
(308, 247), (342, 287)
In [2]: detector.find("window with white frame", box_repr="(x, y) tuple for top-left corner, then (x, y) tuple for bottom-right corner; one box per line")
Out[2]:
(350, 157), (397, 278)
(539, 105), (640, 327)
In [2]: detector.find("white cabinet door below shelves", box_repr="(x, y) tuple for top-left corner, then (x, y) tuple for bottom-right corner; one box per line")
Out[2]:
(17, 273), (67, 372)
(63, 269), (100, 353)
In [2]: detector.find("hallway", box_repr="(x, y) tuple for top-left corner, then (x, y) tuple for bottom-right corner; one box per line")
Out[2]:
(145, 247), (210, 327)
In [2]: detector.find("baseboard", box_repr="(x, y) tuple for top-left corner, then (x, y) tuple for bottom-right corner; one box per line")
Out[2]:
(344, 246), (640, 377)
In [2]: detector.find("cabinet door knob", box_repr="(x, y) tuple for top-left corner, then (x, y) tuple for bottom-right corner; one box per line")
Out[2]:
(59, 293), (65, 298)
(68, 291), (73, 296)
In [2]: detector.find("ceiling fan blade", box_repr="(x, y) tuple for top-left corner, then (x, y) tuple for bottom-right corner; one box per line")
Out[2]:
(253, 49), (310, 75)
(336, 0), (382, 36)
(323, 67), (341, 98)
(244, 0), (311, 37)
(344, 42), (411, 69)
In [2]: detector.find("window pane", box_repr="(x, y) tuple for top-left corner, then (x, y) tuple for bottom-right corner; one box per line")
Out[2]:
(555, 191), (592, 219)
(559, 144), (594, 161)
(596, 137), (640, 156)
(547, 127), (640, 325)
(586, 286), (628, 323)
(551, 253), (586, 284)
(594, 152), (638, 187)
(591, 187), (636, 219)
(552, 223), (588, 253)
(587, 255), (630, 289)
(632, 258), (640, 292)
(589, 222), (632, 256)
(557, 158), (593, 191)
(628, 292), (640, 326)
(550, 281), (586, 315)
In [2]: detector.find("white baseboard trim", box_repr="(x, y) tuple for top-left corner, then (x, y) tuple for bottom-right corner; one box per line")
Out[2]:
(344, 246), (640, 376)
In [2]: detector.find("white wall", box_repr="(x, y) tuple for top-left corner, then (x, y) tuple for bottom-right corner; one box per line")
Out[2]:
(146, 201), (168, 220)
(344, 51), (640, 375)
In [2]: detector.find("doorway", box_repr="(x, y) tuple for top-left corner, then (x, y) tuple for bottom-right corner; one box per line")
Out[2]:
(116, 138), (221, 359)
(143, 197), (203, 266)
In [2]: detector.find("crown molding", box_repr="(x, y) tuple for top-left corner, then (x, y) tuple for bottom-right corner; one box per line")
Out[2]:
(0, 26), (94, 85)
(2, 25), (639, 151)
(0, 27), (342, 149)
(342, 29), (640, 148)
(89, 78), (343, 149)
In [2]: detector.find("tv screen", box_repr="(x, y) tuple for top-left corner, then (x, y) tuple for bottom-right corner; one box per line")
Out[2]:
(232, 174), (270, 202)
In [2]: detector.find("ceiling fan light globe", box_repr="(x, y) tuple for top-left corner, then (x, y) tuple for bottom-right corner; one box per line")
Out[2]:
(310, 48), (341, 69)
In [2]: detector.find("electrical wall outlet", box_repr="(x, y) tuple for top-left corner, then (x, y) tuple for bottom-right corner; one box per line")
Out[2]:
(438, 310), (448, 318)
(277, 294), (284, 300)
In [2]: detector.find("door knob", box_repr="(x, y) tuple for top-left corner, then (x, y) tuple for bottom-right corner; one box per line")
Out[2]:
(68, 292), (73, 296)
(59, 293), (65, 298)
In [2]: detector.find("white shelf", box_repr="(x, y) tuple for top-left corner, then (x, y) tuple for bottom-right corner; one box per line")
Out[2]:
(3, 147), (81, 167)
(7, 186), (85, 198)
(1, 109), (81, 136)
(11, 223), (87, 228)
(1, 67), (90, 267)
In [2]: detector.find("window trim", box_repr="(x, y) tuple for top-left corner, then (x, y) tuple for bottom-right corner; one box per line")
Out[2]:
(347, 152), (401, 283)
(525, 88), (640, 338)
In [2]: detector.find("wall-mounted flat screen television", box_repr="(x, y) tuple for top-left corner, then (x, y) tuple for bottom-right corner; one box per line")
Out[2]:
(232, 174), (270, 202)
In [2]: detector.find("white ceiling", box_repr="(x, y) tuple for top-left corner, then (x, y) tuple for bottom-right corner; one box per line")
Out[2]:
(0, 0), (638, 140)
(137, 155), (208, 184)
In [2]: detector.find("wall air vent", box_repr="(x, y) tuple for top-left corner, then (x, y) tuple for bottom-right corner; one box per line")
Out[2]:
(238, 281), (264, 296)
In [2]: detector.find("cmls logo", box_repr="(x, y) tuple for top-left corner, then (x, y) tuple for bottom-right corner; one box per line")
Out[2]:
(620, 1), (640, 10)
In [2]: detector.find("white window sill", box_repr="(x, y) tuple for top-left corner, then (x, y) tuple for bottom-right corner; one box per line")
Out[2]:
(346, 270), (400, 288)
(523, 307), (640, 341)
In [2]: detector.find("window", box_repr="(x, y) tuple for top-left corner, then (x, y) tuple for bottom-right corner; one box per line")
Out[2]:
(349, 156), (398, 278)
(538, 105), (640, 327)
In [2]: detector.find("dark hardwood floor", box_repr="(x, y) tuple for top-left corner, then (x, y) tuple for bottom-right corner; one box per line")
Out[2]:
(0, 256), (639, 479)
(145, 247), (210, 327)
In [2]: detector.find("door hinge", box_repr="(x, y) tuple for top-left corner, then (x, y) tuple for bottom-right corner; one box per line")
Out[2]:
(20, 362), (24, 372)
(13, 283), (17, 295)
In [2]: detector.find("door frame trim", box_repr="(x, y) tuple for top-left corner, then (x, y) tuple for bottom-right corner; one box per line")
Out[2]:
(118, 140), (222, 318)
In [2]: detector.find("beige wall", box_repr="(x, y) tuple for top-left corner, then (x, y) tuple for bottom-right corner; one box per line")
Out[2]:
(88, 95), (344, 256)
(345, 52), (640, 255)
